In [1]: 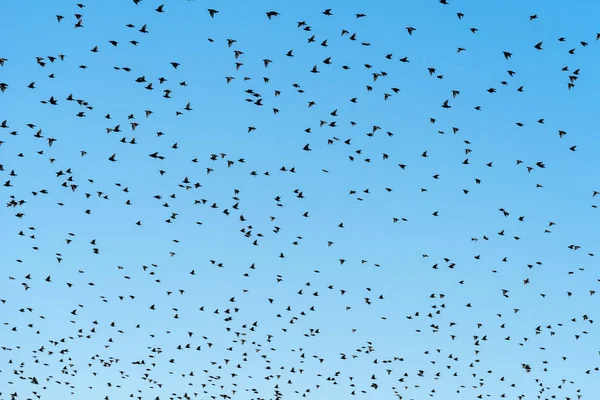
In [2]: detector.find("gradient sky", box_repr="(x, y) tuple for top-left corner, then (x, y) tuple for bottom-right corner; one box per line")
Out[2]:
(1, 0), (600, 399)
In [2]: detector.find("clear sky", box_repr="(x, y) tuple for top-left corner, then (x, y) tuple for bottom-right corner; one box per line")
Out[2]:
(1, 0), (600, 399)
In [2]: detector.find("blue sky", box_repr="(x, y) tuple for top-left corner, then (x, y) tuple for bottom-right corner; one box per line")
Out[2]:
(1, 0), (600, 399)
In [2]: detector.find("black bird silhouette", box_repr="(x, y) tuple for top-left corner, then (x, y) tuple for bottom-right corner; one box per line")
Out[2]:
(266, 11), (280, 19)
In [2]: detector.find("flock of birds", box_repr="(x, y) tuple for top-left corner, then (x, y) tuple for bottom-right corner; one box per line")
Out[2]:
(1, 1), (600, 399)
